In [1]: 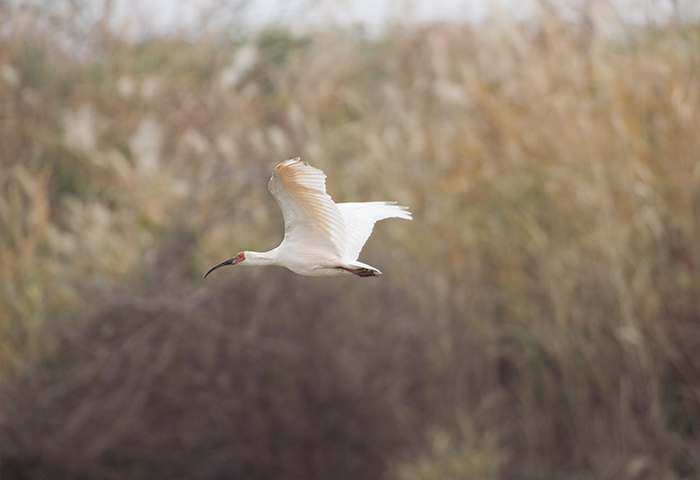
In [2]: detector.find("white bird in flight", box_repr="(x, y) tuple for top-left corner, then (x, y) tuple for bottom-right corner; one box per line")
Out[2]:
(204, 157), (412, 278)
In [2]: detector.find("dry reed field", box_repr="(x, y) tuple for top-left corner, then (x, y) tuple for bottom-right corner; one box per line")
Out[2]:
(2, 2), (700, 479)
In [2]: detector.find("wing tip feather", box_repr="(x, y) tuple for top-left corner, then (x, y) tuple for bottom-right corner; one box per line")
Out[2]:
(384, 203), (413, 220)
(275, 157), (301, 172)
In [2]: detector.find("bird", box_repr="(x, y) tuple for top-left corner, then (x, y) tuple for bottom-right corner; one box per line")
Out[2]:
(204, 157), (412, 278)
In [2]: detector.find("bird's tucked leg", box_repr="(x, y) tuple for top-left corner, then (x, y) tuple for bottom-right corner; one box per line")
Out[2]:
(337, 266), (381, 277)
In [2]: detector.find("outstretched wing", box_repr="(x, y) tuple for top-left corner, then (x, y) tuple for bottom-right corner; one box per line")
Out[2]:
(268, 158), (347, 254)
(336, 201), (412, 261)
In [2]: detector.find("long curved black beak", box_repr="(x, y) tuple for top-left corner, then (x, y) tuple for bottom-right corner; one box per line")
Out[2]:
(203, 258), (235, 278)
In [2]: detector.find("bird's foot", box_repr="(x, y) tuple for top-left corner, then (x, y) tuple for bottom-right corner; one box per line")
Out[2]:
(338, 267), (381, 277)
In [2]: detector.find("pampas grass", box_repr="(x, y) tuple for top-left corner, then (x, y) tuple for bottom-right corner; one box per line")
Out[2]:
(2, 2), (699, 479)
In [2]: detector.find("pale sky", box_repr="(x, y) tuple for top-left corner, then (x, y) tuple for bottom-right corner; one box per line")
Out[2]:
(114, 0), (504, 34)
(109, 0), (696, 35)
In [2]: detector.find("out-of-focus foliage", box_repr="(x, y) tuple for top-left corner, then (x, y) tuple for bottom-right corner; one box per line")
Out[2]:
(2, 2), (700, 479)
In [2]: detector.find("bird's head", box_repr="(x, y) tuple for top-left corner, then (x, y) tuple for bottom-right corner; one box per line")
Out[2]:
(203, 252), (245, 278)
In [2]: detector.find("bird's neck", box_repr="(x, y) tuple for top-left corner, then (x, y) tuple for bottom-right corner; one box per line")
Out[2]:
(243, 249), (279, 266)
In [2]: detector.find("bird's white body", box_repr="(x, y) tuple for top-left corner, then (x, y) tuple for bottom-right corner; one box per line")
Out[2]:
(204, 157), (411, 278)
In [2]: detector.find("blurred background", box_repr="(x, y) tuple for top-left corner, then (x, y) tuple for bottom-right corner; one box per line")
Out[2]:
(2, 0), (700, 479)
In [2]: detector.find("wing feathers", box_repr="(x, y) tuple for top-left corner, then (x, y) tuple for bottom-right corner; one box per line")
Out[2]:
(268, 158), (412, 262)
(337, 202), (412, 261)
(269, 158), (347, 255)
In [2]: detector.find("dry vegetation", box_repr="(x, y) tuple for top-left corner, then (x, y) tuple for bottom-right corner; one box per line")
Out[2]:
(2, 2), (700, 479)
